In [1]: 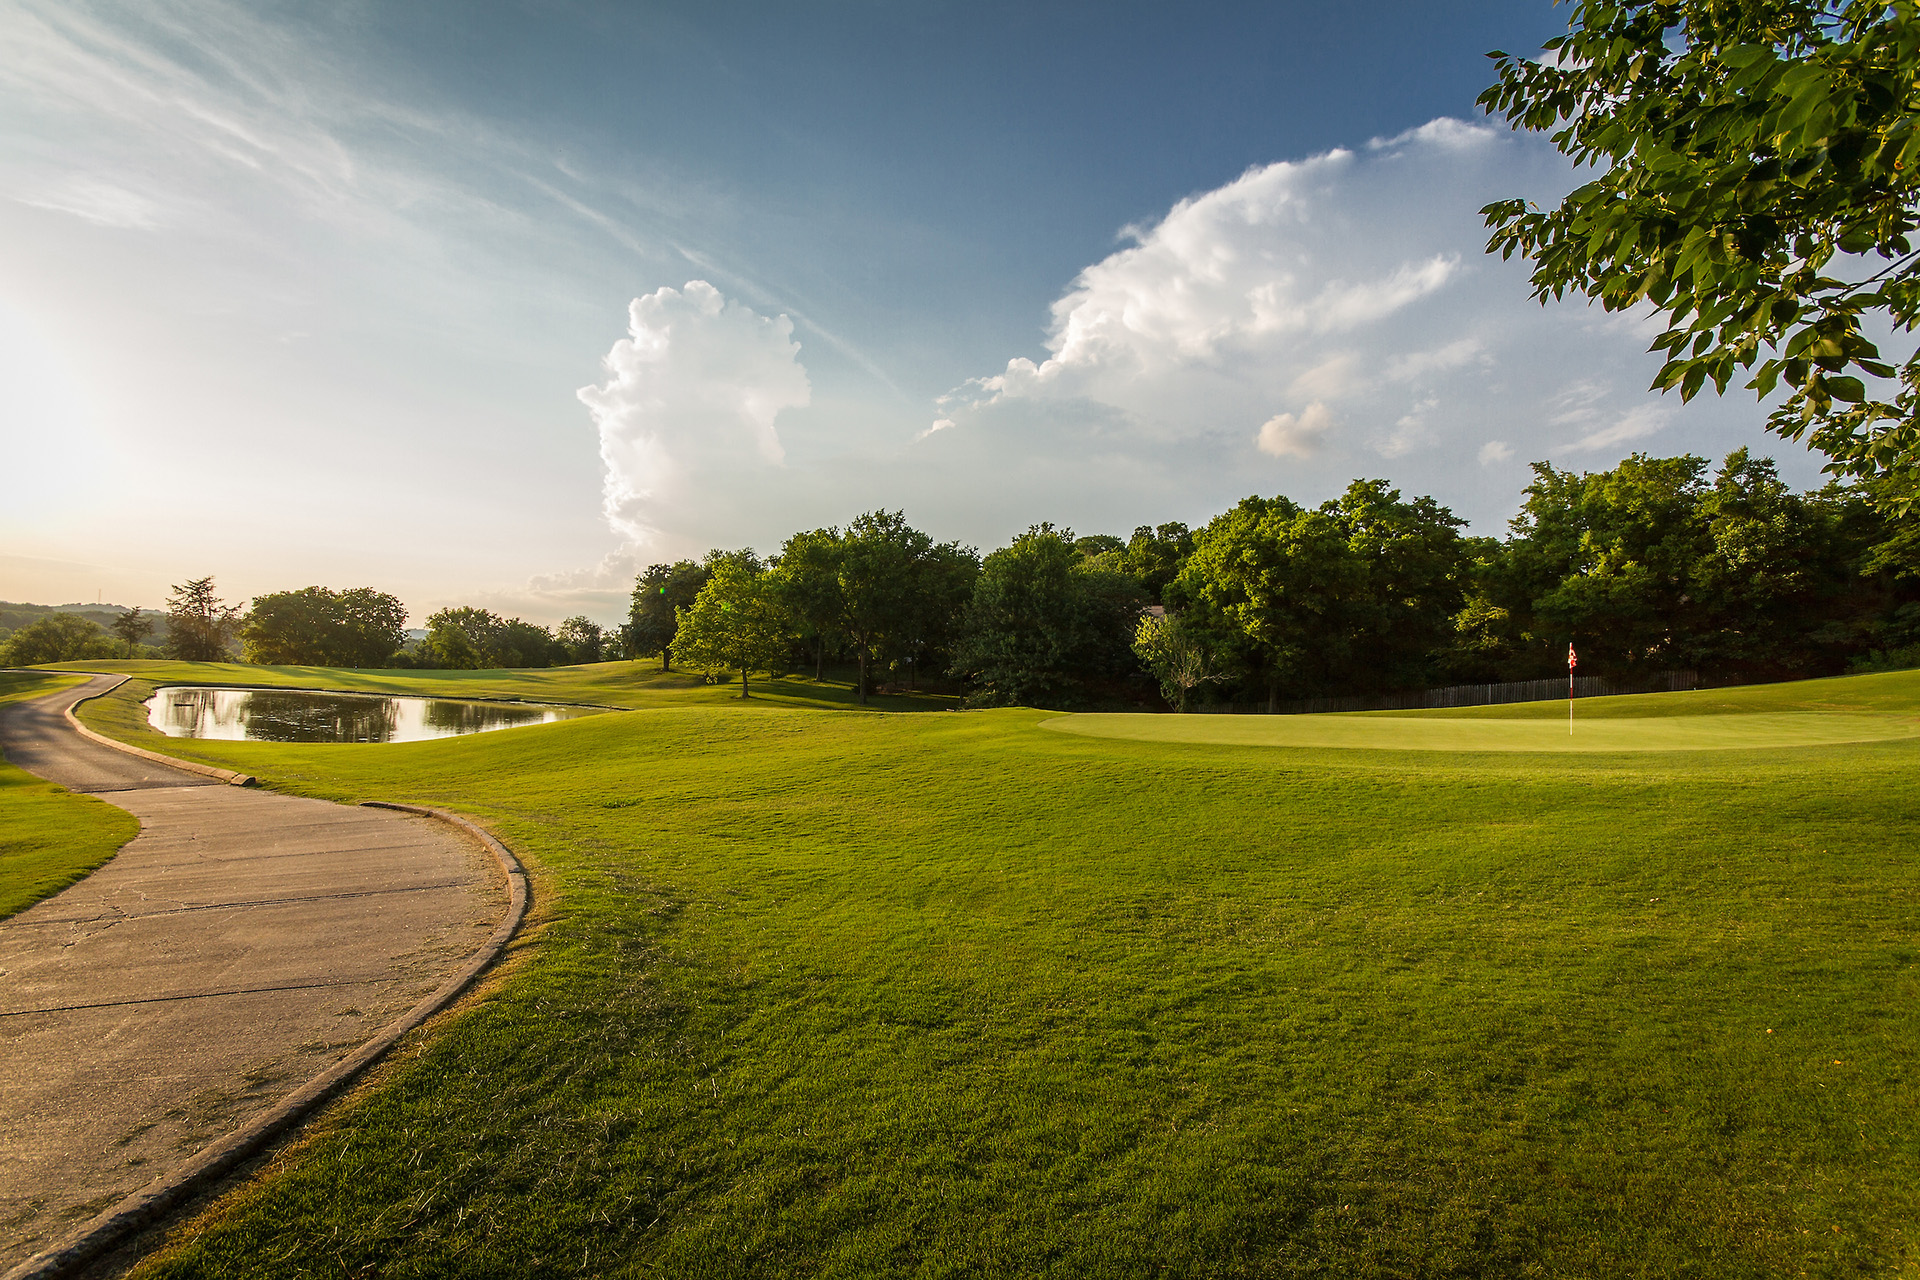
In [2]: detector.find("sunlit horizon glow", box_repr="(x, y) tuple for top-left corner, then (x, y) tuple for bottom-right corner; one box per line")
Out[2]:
(0, 1), (1825, 628)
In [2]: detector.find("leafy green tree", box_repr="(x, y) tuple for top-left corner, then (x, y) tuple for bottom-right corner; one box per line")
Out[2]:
(1122, 523), (1196, 604)
(1480, 0), (1920, 499)
(1170, 497), (1369, 707)
(1497, 455), (1714, 673)
(1, 613), (117, 665)
(837, 511), (933, 704)
(1476, 449), (1897, 680)
(241, 589), (335, 665)
(1435, 581), (1528, 685)
(1689, 449), (1871, 671)
(110, 606), (152, 659)
(893, 540), (981, 690)
(166, 576), (239, 661)
(772, 527), (846, 680)
(417, 608), (563, 669)
(242, 587), (407, 667)
(1132, 612), (1234, 711)
(670, 551), (793, 697)
(1072, 534), (1126, 558)
(557, 616), (607, 664)
(332, 589), (410, 667)
(625, 560), (711, 670)
(1328, 480), (1474, 692)
(952, 524), (1145, 707)
(500, 618), (565, 667)
(419, 610), (487, 669)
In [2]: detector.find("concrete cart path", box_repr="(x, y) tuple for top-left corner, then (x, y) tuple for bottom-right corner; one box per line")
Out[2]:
(0, 676), (505, 1271)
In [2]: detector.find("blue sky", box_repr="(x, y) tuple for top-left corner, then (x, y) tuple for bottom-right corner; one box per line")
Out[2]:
(0, 1), (1821, 624)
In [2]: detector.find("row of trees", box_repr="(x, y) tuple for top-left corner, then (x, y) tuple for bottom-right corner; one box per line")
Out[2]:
(0, 577), (613, 672)
(9, 576), (266, 664)
(12, 447), (1915, 706)
(634, 450), (1920, 709)
(1126, 451), (1920, 710)
(628, 512), (978, 702)
(1, 591), (190, 666)
(411, 607), (607, 669)
(242, 591), (610, 669)
(0, 610), (143, 666)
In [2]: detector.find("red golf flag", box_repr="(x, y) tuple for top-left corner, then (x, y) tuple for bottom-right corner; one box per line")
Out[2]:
(1568, 644), (1578, 670)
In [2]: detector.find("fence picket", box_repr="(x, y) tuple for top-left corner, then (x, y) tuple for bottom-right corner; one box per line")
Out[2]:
(1189, 671), (1703, 716)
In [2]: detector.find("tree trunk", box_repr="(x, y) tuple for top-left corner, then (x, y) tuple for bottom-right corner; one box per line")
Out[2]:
(662, 648), (672, 673)
(1266, 679), (1277, 714)
(816, 637), (825, 682)
(740, 663), (750, 698)
(857, 645), (869, 704)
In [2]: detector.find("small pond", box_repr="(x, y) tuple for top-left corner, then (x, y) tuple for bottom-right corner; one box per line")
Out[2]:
(147, 686), (594, 744)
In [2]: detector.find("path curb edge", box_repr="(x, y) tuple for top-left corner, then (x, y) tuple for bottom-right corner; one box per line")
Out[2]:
(60, 675), (256, 788)
(0, 802), (530, 1280)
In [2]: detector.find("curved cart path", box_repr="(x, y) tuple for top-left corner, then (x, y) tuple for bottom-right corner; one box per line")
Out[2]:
(0, 676), (505, 1273)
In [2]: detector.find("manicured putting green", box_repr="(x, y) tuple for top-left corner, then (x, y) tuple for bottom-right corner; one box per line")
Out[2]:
(1041, 708), (1920, 751)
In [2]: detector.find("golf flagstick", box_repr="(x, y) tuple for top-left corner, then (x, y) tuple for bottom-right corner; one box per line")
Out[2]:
(1568, 643), (1577, 735)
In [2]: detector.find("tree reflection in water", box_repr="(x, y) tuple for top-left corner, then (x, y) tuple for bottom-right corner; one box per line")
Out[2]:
(149, 687), (580, 743)
(420, 698), (542, 736)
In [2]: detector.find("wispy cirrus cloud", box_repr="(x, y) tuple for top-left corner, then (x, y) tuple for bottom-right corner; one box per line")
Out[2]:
(17, 176), (160, 228)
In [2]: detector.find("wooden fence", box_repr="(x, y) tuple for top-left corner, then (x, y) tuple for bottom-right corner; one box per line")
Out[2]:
(1192, 670), (1704, 716)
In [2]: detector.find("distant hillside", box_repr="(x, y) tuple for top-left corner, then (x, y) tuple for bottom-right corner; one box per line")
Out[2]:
(0, 601), (171, 644)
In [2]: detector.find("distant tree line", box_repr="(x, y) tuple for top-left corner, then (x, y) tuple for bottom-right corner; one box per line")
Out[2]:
(8, 449), (1916, 702)
(243, 592), (610, 670)
(404, 607), (607, 669)
(1, 600), (171, 665)
(628, 450), (1920, 709)
(1, 579), (615, 672)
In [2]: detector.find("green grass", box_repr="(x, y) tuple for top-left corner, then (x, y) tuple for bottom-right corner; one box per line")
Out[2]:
(49, 667), (1916, 1277)
(41, 658), (956, 714)
(0, 672), (140, 920)
(1050, 672), (1920, 751)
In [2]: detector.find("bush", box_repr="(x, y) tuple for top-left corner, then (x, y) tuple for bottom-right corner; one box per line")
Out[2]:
(1848, 645), (1920, 675)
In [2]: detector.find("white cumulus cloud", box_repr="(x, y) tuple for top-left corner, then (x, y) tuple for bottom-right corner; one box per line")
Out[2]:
(952, 143), (1467, 419)
(578, 280), (810, 548)
(1256, 403), (1334, 458)
(933, 118), (1805, 526)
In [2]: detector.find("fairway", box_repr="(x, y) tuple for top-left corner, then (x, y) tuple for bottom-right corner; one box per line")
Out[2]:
(1042, 709), (1920, 751)
(36, 667), (1917, 1278)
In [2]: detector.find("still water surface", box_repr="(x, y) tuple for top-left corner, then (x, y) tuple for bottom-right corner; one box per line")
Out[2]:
(148, 686), (592, 743)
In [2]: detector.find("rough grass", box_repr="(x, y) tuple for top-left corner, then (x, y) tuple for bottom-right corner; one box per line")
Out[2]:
(0, 672), (139, 920)
(73, 666), (1920, 1278)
